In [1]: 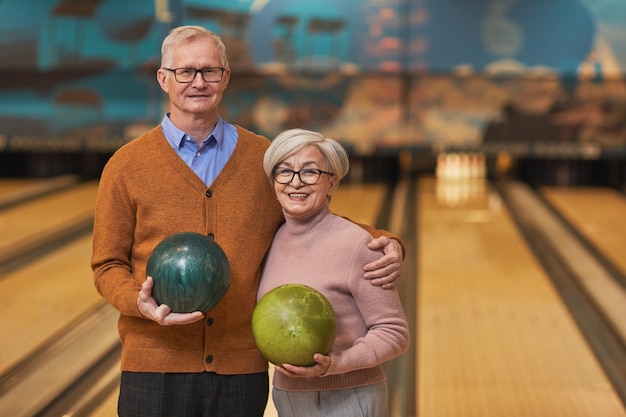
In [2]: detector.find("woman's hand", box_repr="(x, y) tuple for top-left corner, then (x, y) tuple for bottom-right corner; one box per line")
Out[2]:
(275, 353), (332, 378)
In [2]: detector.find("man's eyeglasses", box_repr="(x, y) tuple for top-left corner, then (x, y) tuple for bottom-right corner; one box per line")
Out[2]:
(273, 168), (334, 185)
(162, 67), (225, 83)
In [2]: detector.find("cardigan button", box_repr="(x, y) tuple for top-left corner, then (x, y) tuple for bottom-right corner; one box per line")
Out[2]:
(206, 355), (214, 364)
(205, 189), (212, 198)
(206, 317), (214, 326)
(207, 233), (214, 240)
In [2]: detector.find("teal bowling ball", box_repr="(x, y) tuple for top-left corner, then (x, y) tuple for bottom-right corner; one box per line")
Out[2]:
(252, 284), (336, 366)
(146, 232), (230, 313)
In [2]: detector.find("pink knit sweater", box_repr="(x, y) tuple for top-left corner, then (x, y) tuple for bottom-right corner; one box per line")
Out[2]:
(258, 202), (410, 391)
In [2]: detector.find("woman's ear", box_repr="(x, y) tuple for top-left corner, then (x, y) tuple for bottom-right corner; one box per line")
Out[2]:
(327, 175), (340, 198)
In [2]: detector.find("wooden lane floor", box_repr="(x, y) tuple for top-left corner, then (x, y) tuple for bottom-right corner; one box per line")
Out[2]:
(0, 180), (98, 271)
(0, 178), (99, 375)
(330, 182), (388, 225)
(0, 175), (79, 210)
(416, 177), (626, 417)
(0, 178), (118, 416)
(0, 234), (103, 376)
(0, 179), (43, 198)
(0, 232), (120, 416)
(539, 187), (626, 278)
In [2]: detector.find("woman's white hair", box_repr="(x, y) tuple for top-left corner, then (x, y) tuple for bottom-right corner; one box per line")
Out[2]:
(263, 128), (349, 183)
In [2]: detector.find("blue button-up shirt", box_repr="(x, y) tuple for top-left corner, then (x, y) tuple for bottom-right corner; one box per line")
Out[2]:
(161, 114), (238, 186)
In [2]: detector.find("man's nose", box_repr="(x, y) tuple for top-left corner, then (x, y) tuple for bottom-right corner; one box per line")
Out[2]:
(191, 71), (206, 85)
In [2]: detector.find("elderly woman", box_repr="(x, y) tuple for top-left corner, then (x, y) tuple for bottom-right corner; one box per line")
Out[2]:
(258, 128), (410, 417)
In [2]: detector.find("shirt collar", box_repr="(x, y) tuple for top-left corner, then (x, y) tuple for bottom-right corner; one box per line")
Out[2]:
(161, 113), (225, 148)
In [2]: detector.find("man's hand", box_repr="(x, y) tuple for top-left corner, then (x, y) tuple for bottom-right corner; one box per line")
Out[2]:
(364, 236), (403, 289)
(137, 277), (204, 326)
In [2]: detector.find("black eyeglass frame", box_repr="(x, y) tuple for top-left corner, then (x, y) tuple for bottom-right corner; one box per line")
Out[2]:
(162, 67), (226, 83)
(272, 168), (335, 185)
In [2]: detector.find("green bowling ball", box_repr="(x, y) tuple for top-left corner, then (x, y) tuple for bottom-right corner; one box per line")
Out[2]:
(252, 284), (336, 366)
(146, 232), (230, 313)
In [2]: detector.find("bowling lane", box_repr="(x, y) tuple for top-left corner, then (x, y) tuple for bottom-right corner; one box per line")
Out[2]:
(540, 187), (626, 276)
(0, 175), (78, 209)
(0, 180), (98, 268)
(416, 177), (625, 417)
(0, 179), (41, 196)
(89, 389), (120, 417)
(330, 182), (388, 225)
(0, 234), (103, 376)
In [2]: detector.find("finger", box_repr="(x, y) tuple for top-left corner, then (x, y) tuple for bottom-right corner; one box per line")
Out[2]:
(137, 279), (159, 318)
(363, 251), (402, 274)
(276, 364), (308, 377)
(313, 354), (332, 375)
(367, 236), (389, 251)
(139, 277), (154, 300)
(162, 311), (204, 326)
(281, 362), (320, 377)
(153, 303), (172, 323)
(313, 353), (331, 365)
(368, 276), (390, 287)
(280, 363), (298, 372)
(363, 261), (394, 277)
(363, 255), (387, 273)
(275, 366), (298, 377)
(384, 239), (402, 255)
(368, 271), (400, 287)
(143, 276), (154, 290)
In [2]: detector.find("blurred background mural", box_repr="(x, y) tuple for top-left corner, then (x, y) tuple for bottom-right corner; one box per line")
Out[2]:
(0, 0), (625, 183)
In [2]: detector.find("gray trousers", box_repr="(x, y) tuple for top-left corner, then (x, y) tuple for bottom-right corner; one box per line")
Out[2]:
(272, 382), (388, 417)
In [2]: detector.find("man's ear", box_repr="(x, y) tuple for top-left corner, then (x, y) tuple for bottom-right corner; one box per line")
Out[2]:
(156, 68), (169, 93)
(222, 67), (231, 89)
